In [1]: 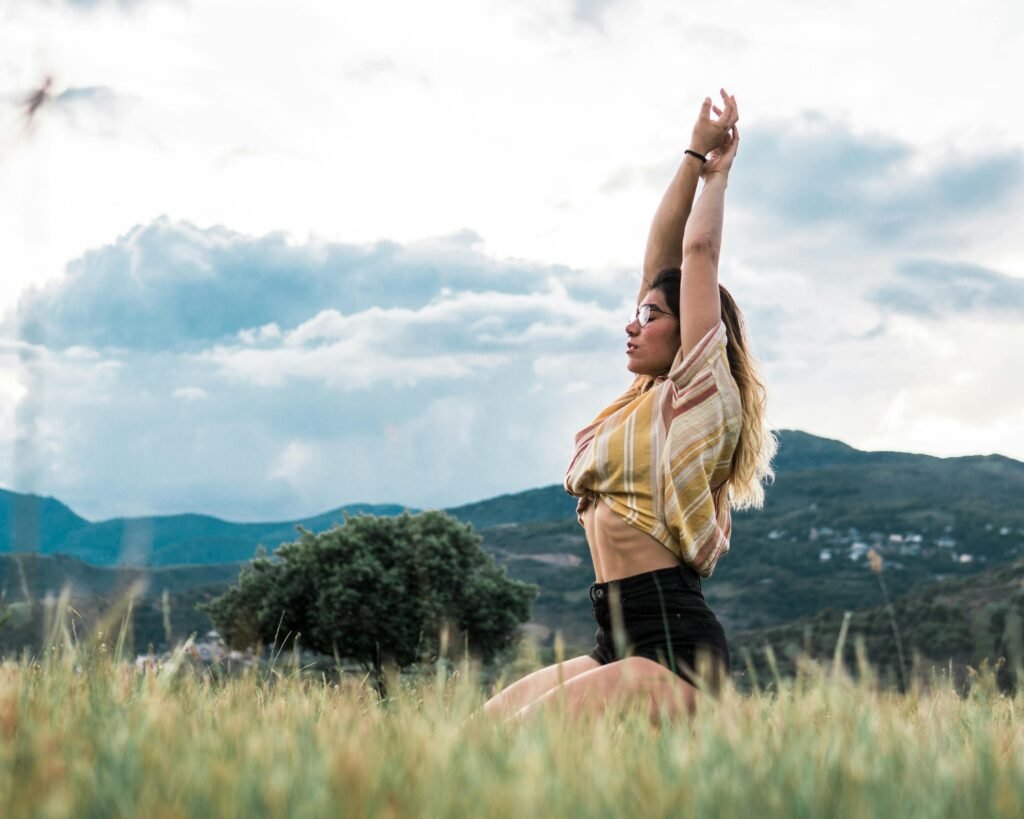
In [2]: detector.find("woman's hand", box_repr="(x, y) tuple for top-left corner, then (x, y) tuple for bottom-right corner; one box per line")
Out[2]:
(702, 122), (739, 180)
(689, 88), (738, 157)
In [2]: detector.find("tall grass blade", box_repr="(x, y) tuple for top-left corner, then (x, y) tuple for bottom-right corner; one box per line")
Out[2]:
(832, 610), (852, 679)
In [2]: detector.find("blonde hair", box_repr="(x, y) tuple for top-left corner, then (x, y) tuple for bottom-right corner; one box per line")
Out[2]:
(718, 283), (777, 509)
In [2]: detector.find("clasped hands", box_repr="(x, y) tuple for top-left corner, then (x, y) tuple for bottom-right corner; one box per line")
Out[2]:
(689, 87), (740, 180)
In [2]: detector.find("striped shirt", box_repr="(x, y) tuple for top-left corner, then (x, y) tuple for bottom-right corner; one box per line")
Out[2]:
(564, 321), (742, 578)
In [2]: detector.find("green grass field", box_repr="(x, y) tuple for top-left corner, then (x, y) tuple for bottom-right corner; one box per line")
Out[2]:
(2, 602), (1023, 819)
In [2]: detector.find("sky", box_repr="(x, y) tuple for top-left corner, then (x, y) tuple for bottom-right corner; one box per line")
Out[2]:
(0, 0), (1022, 522)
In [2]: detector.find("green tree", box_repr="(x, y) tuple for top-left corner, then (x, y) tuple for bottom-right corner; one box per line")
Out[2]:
(201, 510), (536, 685)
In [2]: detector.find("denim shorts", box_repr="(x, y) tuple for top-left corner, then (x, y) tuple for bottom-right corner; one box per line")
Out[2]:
(587, 564), (730, 692)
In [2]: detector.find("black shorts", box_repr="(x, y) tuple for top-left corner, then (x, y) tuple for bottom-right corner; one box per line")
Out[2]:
(587, 564), (730, 692)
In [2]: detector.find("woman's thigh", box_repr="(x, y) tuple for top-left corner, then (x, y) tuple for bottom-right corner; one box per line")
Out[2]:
(617, 589), (729, 673)
(482, 654), (601, 718)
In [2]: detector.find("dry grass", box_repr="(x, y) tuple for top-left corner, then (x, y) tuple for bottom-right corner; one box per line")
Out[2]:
(1, 594), (1023, 818)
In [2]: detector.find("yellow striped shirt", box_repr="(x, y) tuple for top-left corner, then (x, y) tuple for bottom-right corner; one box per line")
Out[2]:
(564, 320), (742, 577)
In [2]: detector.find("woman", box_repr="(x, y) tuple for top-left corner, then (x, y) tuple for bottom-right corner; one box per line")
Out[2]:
(482, 89), (776, 724)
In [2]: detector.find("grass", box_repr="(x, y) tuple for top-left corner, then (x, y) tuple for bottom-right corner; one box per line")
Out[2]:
(1, 592), (1023, 818)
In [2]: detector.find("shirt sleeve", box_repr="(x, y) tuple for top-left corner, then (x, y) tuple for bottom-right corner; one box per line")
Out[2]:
(666, 321), (729, 391)
(661, 457), (734, 577)
(659, 321), (738, 577)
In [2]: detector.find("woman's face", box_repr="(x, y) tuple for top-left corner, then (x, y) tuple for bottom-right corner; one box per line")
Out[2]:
(625, 288), (680, 376)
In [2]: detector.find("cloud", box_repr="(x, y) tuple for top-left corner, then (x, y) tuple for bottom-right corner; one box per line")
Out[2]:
(733, 116), (1024, 245)
(344, 58), (400, 83)
(0, 82), (132, 139)
(172, 386), (207, 401)
(58, 0), (166, 10)
(195, 283), (620, 390)
(602, 113), (1024, 247)
(680, 24), (750, 50)
(0, 325), (630, 520)
(7, 217), (619, 352)
(0, 220), (638, 519)
(867, 259), (1024, 319)
(53, 86), (121, 107)
(49, 85), (135, 136)
(571, 0), (619, 28)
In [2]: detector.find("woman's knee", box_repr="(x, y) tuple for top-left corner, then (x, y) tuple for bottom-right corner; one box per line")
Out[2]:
(517, 654), (600, 690)
(483, 654), (599, 716)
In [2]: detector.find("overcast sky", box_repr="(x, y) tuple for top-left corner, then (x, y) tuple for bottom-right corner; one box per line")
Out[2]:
(1, 0), (1021, 521)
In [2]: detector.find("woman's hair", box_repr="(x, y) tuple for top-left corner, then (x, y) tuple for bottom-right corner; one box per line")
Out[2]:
(649, 268), (777, 510)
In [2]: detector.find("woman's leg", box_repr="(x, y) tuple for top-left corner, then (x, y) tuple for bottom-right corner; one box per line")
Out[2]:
(512, 656), (699, 725)
(481, 654), (601, 719)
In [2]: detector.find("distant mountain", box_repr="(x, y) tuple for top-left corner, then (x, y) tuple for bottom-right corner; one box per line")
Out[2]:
(768, 429), (912, 471)
(1, 499), (414, 567)
(445, 485), (578, 530)
(0, 490), (89, 553)
(0, 470), (579, 567)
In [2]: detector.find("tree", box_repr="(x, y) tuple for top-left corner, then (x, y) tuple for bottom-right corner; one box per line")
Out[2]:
(201, 510), (536, 685)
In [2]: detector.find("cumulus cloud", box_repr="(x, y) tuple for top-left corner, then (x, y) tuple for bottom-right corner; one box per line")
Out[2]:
(7, 218), (619, 352)
(603, 112), (1024, 249)
(195, 282), (623, 390)
(0, 219), (637, 518)
(731, 115), (1023, 245)
(867, 259), (1024, 319)
(0, 330), (628, 519)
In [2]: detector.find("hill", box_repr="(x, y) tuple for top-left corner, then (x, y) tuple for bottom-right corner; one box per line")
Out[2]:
(728, 556), (1024, 690)
(2, 500), (414, 567)
(0, 489), (89, 553)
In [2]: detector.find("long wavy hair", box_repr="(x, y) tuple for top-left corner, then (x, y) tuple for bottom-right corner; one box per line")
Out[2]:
(647, 268), (777, 510)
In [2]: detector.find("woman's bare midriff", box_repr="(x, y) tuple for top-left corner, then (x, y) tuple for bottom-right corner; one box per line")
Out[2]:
(581, 492), (683, 583)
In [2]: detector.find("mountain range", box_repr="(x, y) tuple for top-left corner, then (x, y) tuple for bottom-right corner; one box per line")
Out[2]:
(2, 429), (1023, 673)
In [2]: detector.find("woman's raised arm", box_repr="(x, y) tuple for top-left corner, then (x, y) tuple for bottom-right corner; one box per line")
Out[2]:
(640, 89), (738, 305)
(678, 113), (740, 359)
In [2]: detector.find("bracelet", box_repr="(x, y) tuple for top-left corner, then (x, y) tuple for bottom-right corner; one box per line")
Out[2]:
(684, 149), (707, 163)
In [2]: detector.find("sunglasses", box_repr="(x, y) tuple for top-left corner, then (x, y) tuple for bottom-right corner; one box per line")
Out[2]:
(632, 303), (676, 327)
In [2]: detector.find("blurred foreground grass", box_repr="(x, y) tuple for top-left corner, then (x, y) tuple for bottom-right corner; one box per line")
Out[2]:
(1, 596), (1024, 818)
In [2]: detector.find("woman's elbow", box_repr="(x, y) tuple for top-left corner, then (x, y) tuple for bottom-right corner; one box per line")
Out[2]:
(682, 235), (720, 262)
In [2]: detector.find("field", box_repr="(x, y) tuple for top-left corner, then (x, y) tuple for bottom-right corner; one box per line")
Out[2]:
(2, 604), (1023, 819)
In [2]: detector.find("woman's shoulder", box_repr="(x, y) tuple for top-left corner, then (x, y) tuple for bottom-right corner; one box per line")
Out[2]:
(664, 321), (728, 391)
(657, 321), (741, 433)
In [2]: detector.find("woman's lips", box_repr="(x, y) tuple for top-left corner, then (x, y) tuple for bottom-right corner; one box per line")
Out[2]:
(626, 343), (637, 354)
